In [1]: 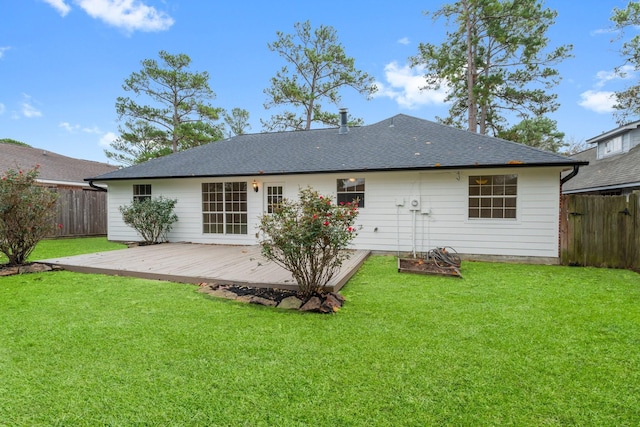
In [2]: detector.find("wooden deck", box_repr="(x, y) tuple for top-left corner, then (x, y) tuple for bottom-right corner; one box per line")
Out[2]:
(41, 243), (370, 292)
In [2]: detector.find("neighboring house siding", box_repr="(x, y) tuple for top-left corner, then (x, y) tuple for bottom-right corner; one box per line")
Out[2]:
(630, 128), (640, 151)
(106, 167), (562, 258)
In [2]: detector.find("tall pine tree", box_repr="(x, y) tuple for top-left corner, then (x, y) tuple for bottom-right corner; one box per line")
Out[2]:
(412, 0), (572, 138)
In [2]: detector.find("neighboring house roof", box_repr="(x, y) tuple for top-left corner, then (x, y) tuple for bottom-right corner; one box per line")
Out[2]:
(1, 143), (118, 187)
(586, 120), (640, 144)
(89, 114), (582, 182)
(562, 144), (640, 194)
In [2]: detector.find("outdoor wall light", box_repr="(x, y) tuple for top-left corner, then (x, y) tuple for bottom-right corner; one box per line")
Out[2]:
(252, 180), (259, 192)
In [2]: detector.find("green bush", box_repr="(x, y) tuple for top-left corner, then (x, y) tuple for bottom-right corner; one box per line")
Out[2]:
(258, 187), (360, 296)
(0, 166), (58, 265)
(119, 197), (178, 244)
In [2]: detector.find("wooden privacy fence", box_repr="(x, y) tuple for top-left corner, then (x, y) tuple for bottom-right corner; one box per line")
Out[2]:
(49, 188), (108, 237)
(560, 192), (640, 269)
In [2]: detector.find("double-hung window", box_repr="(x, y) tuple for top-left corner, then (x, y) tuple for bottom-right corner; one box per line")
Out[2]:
(337, 178), (365, 207)
(202, 182), (247, 234)
(133, 184), (151, 202)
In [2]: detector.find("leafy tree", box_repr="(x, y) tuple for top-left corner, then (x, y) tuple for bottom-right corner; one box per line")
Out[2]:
(258, 187), (360, 297)
(0, 138), (30, 147)
(412, 0), (572, 136)
(105, 120), (170, 166)
(107, 50), (224, 164)
(497, 116), (566, 152)
(0, 166), (58, 265)
(263, 20), (377, 132)
(222, 108), (251, 137)
(611, 1), (640, 124)
(119, 196), (178, 244)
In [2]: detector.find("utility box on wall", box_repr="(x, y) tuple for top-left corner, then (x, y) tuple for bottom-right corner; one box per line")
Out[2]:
(409, 196), (421, 211)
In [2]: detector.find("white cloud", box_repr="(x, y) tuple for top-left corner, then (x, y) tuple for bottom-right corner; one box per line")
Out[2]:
(83, 126), (102, 134)
(595, 65), (636, 87)
(0, 46), (10, 59)
(42, 0), (72, 16)
(21, 95), (42, 118)
(60, 122), (80, 132)
(373, 61), (449, 109)
(590, 28), (614, 36)
(578, 90), (616, 113)
(397, 37), (410, 45)
(99, 131), (117, 147)
(75, 0), (174, 32)
(41, 0), (173, 32)
(60, 122), (104, 134)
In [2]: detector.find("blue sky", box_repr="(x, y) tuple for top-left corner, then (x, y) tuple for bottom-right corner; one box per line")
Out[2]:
(1, 0), (637, 164)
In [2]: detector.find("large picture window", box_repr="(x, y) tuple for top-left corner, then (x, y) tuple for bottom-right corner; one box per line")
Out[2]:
(468, 175), (517, 219)
(133, 184), (151, 202)
(202, 182), (247, 234)
(337, 178), (365, 207)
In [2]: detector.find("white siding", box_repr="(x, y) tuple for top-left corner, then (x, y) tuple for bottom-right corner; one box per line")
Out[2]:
(104, 167), (563, 258)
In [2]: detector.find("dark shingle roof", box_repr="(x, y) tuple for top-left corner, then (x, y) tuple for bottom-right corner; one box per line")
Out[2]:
(1, 143), (118, 185)
(90, 114), (580, 181)
(562, 144), (640, 193)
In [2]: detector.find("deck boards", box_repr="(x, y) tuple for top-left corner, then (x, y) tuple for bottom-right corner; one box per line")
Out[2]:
(41, 243), (370, 292)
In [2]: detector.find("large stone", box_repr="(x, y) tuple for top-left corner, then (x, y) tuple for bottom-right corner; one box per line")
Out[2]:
(202, 288), (238, 300)
(18, 263), (52, 274)
(277, 296), (303, 310)
(0, 266), (19, 276)
(329, 292), (345, 303)
(242, 295), (277, 307)
(300, 296), (322, 312)
(320, 293), (342, 313)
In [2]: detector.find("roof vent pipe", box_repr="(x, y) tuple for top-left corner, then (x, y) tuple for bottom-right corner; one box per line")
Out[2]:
(339, 108), (348, 134)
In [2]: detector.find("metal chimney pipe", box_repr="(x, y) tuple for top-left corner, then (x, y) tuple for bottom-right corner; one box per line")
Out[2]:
(339, 108), (348, 134)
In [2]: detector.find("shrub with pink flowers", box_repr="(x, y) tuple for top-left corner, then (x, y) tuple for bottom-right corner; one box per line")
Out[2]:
(0, 166), (58, 265)
(258, 187), (360, 296)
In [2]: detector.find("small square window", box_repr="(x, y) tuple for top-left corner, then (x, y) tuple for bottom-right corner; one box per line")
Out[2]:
(468, 175), (517, 220)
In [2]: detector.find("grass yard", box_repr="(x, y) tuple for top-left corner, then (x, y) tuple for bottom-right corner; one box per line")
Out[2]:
(0, 236), (126, 264)
(1, 239), (639, 425)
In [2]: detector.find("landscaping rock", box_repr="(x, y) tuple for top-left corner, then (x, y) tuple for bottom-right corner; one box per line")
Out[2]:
(329, 292), (345, 303)
(277, 296), (303, 310)
(320, 293), (342, 313)
(204, 288), (238, 300)
(198, 283), (344, 313)
(300, 296), (322, 312)
(0, 263), (53, 276)
(0, 266), (19, 276)
(237, 295), (278, 307)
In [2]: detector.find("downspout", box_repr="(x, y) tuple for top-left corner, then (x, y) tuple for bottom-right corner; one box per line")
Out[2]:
(561, 165), (580, 185)
(88, 180), (107, 192)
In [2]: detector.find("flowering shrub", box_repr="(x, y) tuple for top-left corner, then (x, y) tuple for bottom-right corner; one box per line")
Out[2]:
(258, 187), (360, 296)
(0, 166), (58, 265)
(119, 196), (178, 244)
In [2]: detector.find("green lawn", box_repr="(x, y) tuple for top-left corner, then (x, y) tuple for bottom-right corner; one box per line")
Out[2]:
(0, 236), (126, 264)
(1, 239), (639, 425)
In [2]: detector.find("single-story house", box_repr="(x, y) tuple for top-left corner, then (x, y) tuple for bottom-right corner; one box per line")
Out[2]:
(562, 120), (640, 195)
(88, 112), (585, 263)
(1, 142), (117, 190)
(1, 142), (119, 236)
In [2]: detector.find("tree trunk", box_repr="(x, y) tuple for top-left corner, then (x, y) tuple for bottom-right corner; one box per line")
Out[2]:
(464, 0), (478, 133)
